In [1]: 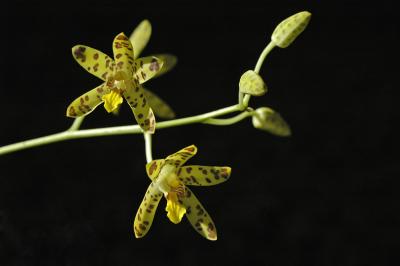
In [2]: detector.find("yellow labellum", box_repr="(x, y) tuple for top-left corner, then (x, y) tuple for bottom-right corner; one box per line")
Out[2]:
(166, 192), (186, 224)
(102, 89), (123, 113)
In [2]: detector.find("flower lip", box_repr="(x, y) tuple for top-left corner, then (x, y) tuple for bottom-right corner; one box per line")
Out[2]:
(166, 191), (186, 224)
(102, 89), (123, 113)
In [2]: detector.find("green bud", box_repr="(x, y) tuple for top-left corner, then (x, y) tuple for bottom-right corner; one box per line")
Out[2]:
(239, 70), (267, 96)
(271, 11), (311, 48)
(252, 107), (291, 136)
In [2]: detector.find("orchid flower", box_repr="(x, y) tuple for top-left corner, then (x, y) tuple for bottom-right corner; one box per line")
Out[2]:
(66, 32), (163, 133)
(134, 145), (231, 240)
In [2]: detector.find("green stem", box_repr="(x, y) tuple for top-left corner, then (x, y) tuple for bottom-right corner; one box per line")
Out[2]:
(243, 94), (251, 107)
(254, 41), (275, 74)
(156, 104), (241, 128)
(144, 133), (153, 163)
(238, 91), (245, 107)
(0, 104), (242, 156)
(68, 117), (85, 131)
(204, 110), (254, 126)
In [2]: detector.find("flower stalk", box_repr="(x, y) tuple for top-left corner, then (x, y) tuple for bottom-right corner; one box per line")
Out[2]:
(0, 103), (246, 156)
(144, 132), (153, 163)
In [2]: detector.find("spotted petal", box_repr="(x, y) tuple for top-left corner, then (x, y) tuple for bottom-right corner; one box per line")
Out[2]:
(182, 187), (217, 241)
(129, 19), (152, 59)
(113, 33), (135, 79)
(165, 145), (197, 167)
(134, 183), (163, 238)
(123, 82), (156, 133)
(133, 56), (164, 84)
(143, 88), (176, 119)
(178, 166), (231, 186)
(71, 45), (114, 81)
(145, 159), (165, 181)
(152, 54), (177, 78)
(66, 84), (109, 117)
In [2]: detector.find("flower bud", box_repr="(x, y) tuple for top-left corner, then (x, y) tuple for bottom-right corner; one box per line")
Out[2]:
(239, 70), (267, 96)
(252, 107), (291, 136)
(271, 11), (311, 48)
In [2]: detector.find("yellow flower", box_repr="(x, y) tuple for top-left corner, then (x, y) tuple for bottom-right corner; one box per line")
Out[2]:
(134, 145), (231, 240)
(66, 32), (163, 133)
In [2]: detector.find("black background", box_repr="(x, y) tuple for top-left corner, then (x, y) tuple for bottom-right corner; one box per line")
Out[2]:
(0, 0), (398, 265)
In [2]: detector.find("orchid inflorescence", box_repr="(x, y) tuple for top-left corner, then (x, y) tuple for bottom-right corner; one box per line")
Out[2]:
(0, 11), (311, 240)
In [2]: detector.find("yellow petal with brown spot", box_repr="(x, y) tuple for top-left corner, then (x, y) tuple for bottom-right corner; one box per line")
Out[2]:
(178, 166), (231, 186)
(129, 19), (152, 59)
(71, 45), (114, 81)
(113, 33), (135, 79)
(181, 187), (217, 241)
(122, 81), (156, 133)
(145, 159), (165, 181)
(165, 145), (197, 167)
(66, 84), (110, 117)
(133, 56), (164, 84)
(134, 183), (163, 238)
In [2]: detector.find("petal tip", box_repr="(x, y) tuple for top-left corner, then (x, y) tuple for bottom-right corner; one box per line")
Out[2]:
(133, 222), (146, 239)
(66, 105), (77, 118)
(208, 235), (218, 241)
(134, 230), (145, 239)
(71, 45), (87, 61)
(224, 167), (232, 178)
(115, 32), (129, 41)
(206, 226), (218, 241)
(141, 19), (151, 26)
(184, 145), (198, 155)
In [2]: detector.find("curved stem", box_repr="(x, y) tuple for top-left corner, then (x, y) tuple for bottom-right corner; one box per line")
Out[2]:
(203, 110), (254, 126)
(254, 41), (275, 74)
(156, 104), (241, 128)
(243, 94), (251, 108)
(144, 133), (153, 163)
(0, 104), (242, 156)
